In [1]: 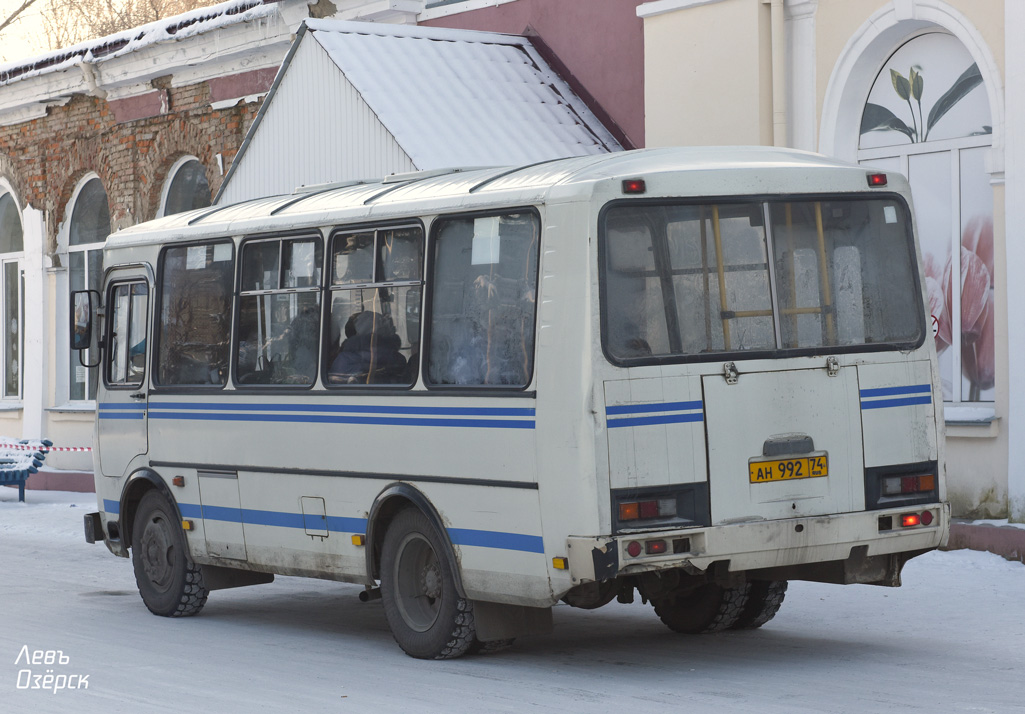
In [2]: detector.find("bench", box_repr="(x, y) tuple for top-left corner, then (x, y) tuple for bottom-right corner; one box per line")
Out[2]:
(0, 440), (51, 502)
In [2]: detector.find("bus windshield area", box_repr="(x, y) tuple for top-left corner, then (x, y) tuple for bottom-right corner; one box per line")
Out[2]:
(601, 197), (925, 363)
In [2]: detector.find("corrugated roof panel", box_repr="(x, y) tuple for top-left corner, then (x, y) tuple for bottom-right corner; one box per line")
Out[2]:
(307, 21), (620, 170)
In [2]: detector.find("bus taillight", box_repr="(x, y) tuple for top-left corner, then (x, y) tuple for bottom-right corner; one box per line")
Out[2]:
(882, 473), (935, 496)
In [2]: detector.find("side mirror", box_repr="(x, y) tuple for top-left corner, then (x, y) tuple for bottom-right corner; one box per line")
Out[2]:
(71, 290), (100, 351)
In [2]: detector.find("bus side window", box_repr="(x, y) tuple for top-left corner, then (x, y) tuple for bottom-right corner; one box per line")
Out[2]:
(325, 226), (422, 387)
(426, 211), (540, 388)
(235, 236), (323, 386)
(156, 242), (234, 386)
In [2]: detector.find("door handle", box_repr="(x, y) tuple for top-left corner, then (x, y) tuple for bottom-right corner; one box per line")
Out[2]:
(129, 392), (146, 400)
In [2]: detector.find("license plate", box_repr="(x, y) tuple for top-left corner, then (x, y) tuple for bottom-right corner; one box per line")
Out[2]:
(749, 455), (828, 483)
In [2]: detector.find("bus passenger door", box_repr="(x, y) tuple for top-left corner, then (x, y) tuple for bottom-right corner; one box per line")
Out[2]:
(97, 273), (150, 478)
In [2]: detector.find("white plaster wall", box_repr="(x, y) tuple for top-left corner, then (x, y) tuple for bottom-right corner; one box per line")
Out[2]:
(643, 0), (772, 147)
(640, 0), (1011, 517)
(1005, 0), (1025, 522)
(816, 0), (1009, 518)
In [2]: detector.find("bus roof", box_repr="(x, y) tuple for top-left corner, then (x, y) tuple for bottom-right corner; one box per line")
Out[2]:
(108, 146), (894, 249)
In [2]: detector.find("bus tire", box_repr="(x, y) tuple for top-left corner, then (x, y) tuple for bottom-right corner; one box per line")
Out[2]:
(380, 508), (475, 659)
(131, 490), (208, 618)
(652, 583), (749, 634)
(731, 580), (787, 629)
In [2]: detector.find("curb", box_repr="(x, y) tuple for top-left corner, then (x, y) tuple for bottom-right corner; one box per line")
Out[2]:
(942, 522), (1025, 564)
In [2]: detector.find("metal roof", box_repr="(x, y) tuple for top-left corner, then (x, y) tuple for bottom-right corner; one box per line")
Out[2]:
(112, 146), (888, 249)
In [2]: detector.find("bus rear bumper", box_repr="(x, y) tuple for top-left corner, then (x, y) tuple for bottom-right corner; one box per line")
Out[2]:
(565, 502), (950, 585)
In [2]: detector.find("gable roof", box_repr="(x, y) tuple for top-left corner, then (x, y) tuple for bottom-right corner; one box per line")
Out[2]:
(306, 19), (622, 167)
(215, 19), (621, 203)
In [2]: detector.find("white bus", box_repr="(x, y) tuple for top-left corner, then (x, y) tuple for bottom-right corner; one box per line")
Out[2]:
(78, 147), (948, 659)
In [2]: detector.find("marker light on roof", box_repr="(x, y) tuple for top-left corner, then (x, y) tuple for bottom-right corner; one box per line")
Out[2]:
(622, 179), (646, 194)
(867, 173), (888, 187)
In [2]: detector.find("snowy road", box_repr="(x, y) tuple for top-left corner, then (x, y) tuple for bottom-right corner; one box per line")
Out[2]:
(2, 490), (1023, 714)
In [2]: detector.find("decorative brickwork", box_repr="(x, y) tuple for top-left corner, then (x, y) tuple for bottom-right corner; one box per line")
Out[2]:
(0, 74), (269, 261)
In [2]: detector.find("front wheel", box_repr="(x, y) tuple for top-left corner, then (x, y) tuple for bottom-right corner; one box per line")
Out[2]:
(380, 508), (475, 659)
(131, 490), (208, 617)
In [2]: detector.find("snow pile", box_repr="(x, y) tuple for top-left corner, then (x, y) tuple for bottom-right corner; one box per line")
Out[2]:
(0, 0), (280, 86)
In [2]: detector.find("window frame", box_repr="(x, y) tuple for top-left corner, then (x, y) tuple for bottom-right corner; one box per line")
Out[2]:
(422, 207), (542, 393)
(0, 186), (23, 400)
(103, 280), (149, 390)
(152, 238), (236, 392)
(158, 155), (211, 218)
(63, 173), (110, 404)
(597, 194), (927, 369)
(323, 221), (425, 391)
(231, 230), (325, 390)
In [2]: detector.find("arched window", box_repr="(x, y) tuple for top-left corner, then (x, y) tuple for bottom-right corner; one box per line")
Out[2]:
(858, 32), (993, 406)
(159, 157), (210, 217)
(67, 175), (110, 401)
(0, 188), (23, 399)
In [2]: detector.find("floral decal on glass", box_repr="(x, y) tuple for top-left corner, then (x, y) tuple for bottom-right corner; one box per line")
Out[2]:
(858, 33), (993, 403)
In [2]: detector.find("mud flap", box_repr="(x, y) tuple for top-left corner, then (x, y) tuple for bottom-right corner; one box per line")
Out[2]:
(474, 601), (553, 641)
(202, 564), (275, 591)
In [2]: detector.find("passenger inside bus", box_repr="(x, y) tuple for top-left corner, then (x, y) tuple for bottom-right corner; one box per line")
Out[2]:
(327, 310), (406, 384)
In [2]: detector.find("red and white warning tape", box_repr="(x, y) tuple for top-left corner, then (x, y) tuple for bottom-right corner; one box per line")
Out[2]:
(0, 444), (92, 452)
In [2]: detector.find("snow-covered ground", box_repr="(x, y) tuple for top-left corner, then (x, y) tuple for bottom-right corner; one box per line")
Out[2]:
(2, 488), (1023, 714)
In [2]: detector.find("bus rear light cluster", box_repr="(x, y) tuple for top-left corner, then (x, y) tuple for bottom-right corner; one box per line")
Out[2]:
(625, 537), (691, 558)
(619, 498), (675, 522)
(878, 509), (935, 531)
(881, 473), (935, 497)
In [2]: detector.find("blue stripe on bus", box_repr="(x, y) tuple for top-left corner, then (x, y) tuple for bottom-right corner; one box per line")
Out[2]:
(605, 400), (703, 416)
(202, 505), (243, 523)
(177, 502), (541, 554)
(607, 412), (704, 429)
(860, 395), (933, 410)
(98, 413), (146, 420)
(148, 402), (535, 417)
(103, 499), (119, 514)
(859, 384), (931, 398)
(98, 402), (147, 409)
(179, 502), (203, 519)
(447, 527), (545, 554)
(148, 411), (534, 429)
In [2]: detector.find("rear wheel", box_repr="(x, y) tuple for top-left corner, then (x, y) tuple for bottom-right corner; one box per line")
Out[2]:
(380, 508), (475, 659)
(731, 580), (787, 629)
(131, 490), (208, 617)
(651, 583), (749, 634)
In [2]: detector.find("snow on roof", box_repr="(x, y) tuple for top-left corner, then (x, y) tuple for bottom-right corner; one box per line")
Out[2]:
(0, 0), (279, 87)
(304, 19), (622, 169)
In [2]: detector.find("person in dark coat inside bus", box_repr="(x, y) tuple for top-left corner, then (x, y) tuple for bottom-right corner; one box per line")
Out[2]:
(328, 310), (406, 384)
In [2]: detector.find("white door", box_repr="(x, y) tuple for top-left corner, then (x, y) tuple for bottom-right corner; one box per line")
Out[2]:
(702, 363), (864, 524)
(97, 273), (150, 477)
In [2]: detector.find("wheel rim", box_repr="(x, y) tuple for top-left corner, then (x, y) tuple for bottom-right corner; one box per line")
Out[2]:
(393, 532), (443, 633)
(139, 513), (176, 593)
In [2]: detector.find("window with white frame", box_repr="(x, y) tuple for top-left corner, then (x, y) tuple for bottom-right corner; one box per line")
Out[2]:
(0, 188), (23, 399)
(858, 32), (994, 407)
(160, 157), (210, 217)
(67, 175), (110, 401)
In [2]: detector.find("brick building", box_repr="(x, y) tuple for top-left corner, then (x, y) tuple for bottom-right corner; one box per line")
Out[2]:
(0, 0), (428, 474)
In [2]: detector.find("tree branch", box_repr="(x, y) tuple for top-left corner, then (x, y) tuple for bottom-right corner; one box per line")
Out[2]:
(0, 0), (40, 35)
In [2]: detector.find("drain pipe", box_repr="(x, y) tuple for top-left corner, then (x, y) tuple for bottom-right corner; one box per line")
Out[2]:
(770, 0), (787, 146)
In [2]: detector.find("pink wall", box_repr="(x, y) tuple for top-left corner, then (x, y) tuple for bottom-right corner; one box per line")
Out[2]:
(422, 0), (645, 148)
